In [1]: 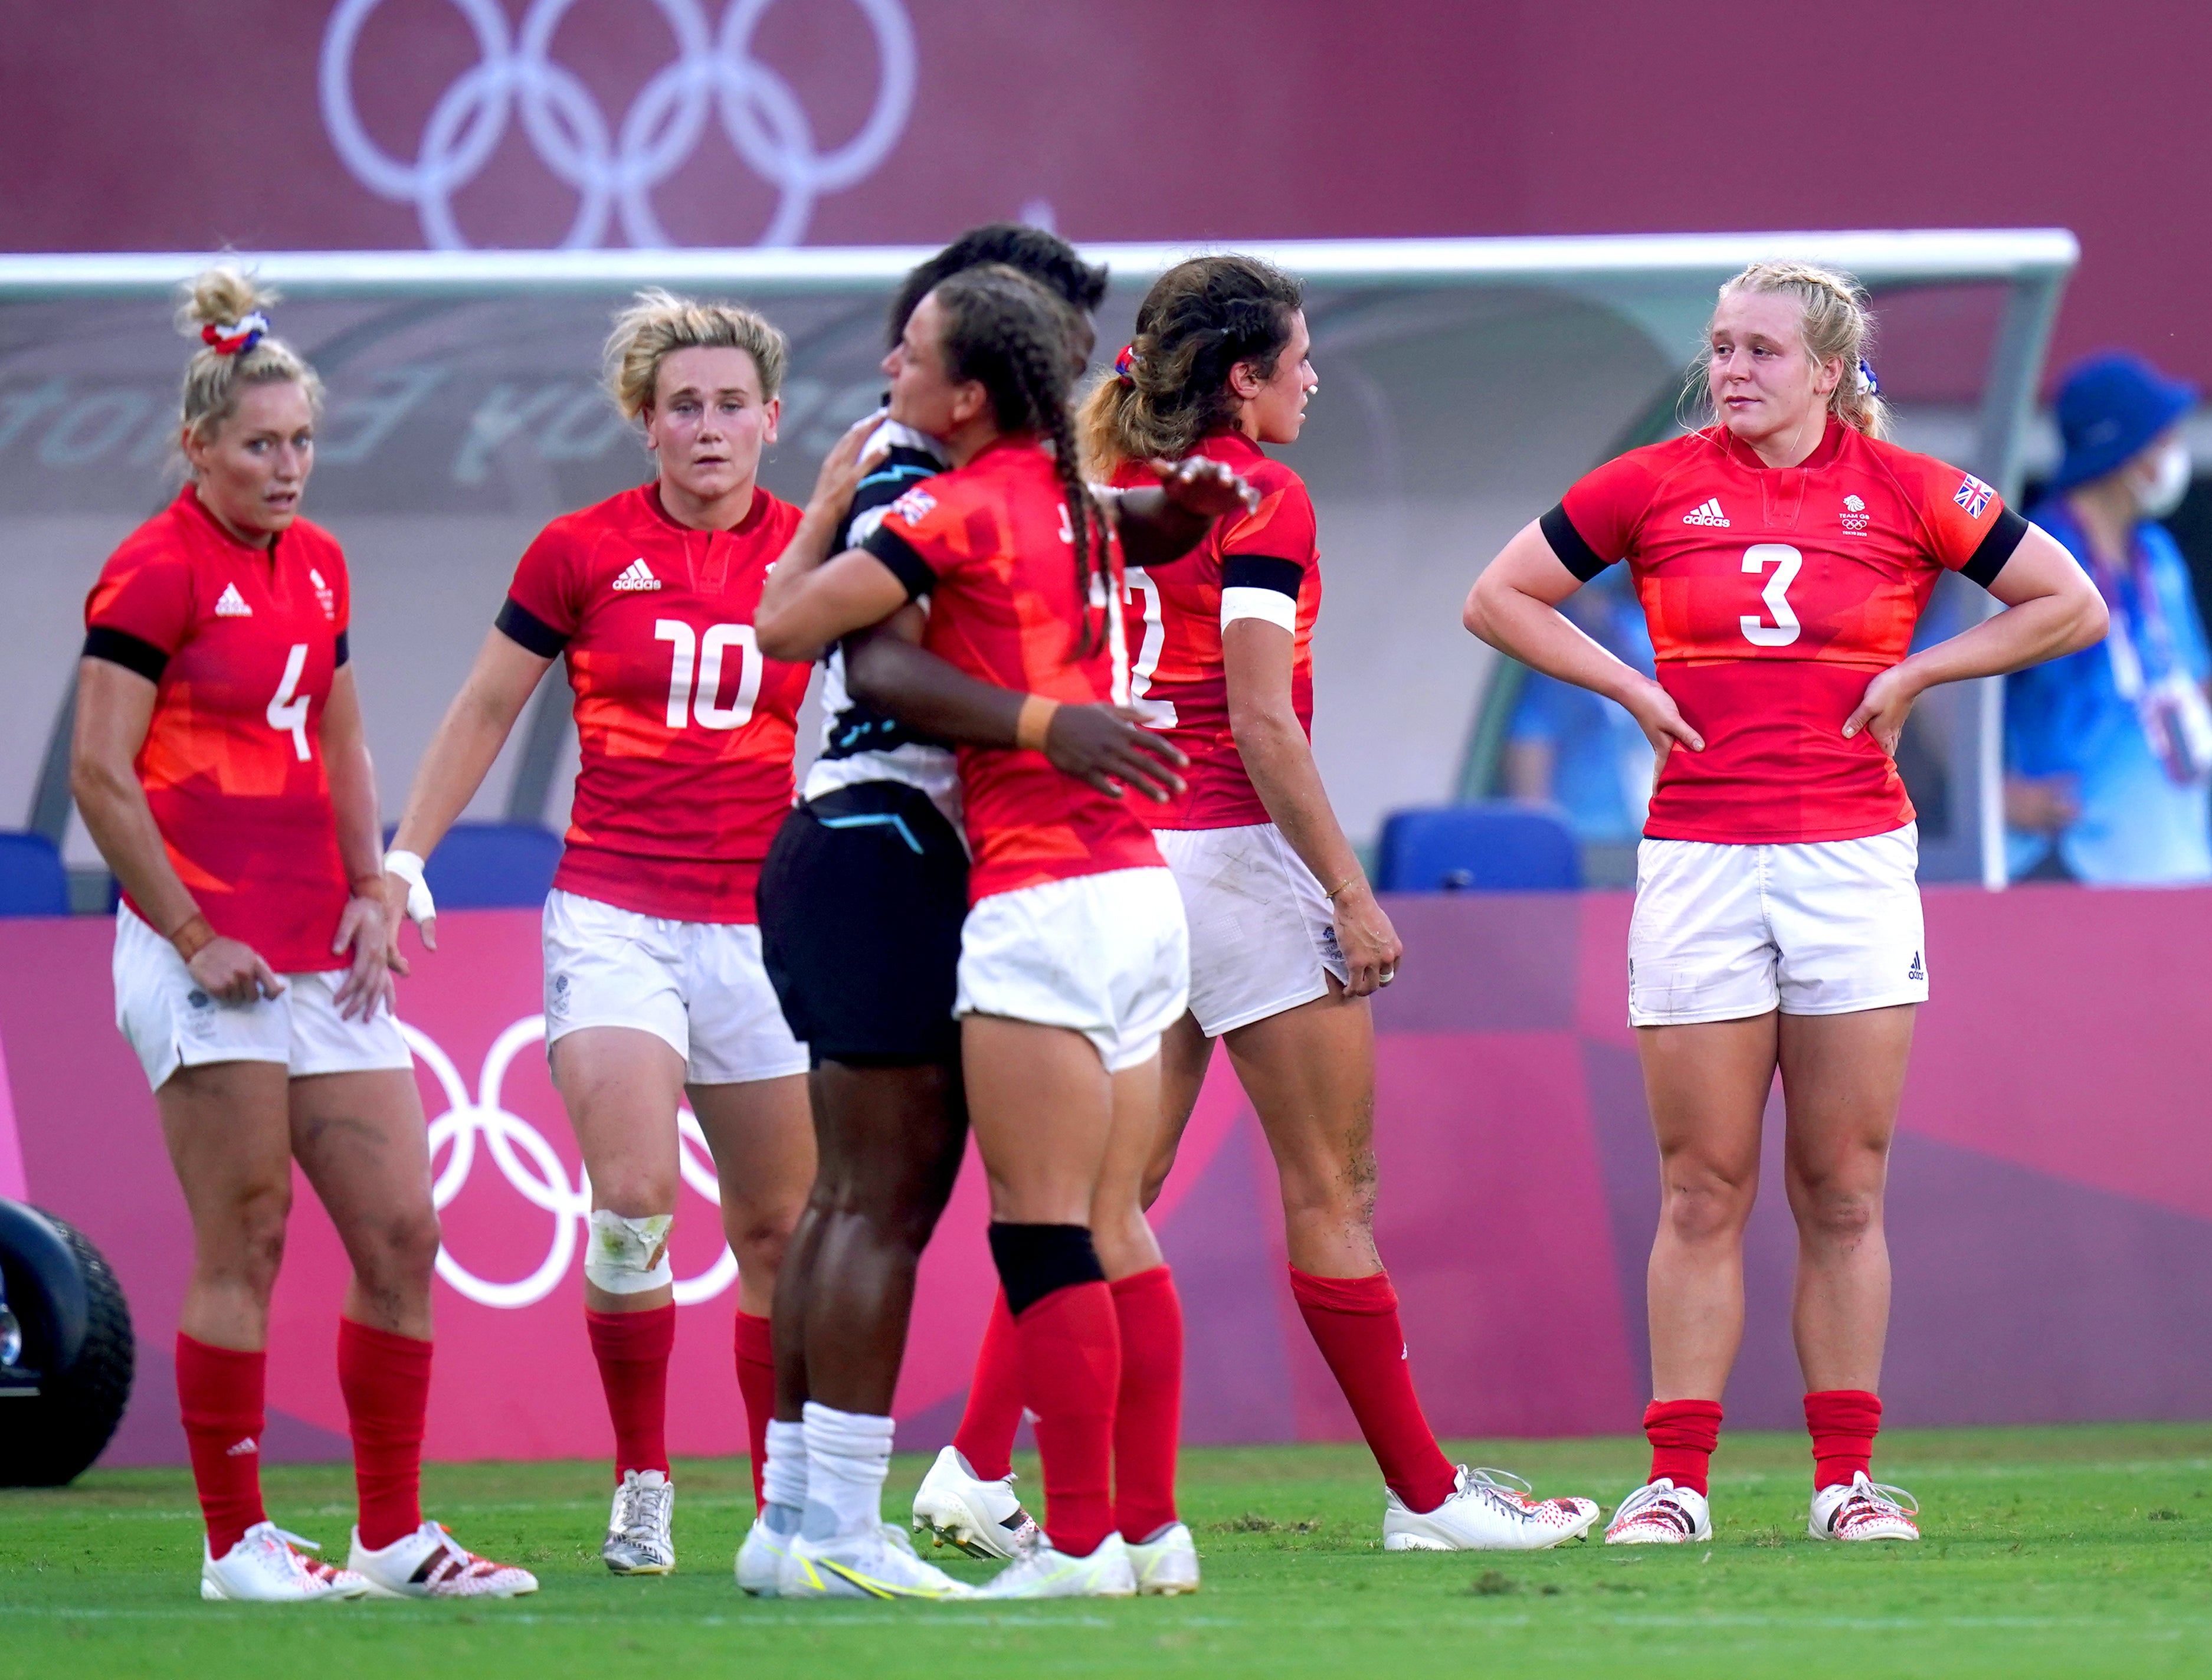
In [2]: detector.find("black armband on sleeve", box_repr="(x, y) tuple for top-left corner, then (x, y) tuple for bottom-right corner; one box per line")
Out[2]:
(1962, 506), (2029, 589)
(82, 626), (168, 683)
(494, 597), (569, 658)
(333, 629), (350, 668)
(863, 525), (937, 601)
(1539, 503), (1612, 582)
(1221, 554), (1303, 598)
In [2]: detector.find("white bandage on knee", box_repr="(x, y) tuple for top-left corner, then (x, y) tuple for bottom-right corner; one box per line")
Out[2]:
(584, 1210), (674, 1295)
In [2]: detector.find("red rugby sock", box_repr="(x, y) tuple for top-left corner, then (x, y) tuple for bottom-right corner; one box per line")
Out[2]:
(733, 1310), (776, 1509)
(1287, 1266), (1458, 1514)
(1804, 1389), (1882, 1491)
(1109, 1266), (1183, 1542)
(1014, 1281), (1121, 1558)
(953, 1288), (1024, 1482)
(337, 1318), (431, 1550)
(1645, 1398), (1724, 1495)
(586, 1304), (674, 1482)
(175, 1333), (268, 1557)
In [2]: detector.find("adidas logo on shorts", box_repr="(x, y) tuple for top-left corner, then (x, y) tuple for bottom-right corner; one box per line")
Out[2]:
(214, 582), (253, 616)
(1682, 498), (1730, 527)
(612, 559), (661, 591)
(1907, 951), (1925, 981)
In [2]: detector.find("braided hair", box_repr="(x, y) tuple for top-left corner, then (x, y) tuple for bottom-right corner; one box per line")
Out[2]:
(1684, 260), (1892, 440)
(1078, 254), (1305, 474)
(929, 264), (1108, 647)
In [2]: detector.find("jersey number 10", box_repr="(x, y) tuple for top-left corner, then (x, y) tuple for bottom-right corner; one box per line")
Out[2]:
(1739, 543), (1803, 648)
(656, 619), (763, 730)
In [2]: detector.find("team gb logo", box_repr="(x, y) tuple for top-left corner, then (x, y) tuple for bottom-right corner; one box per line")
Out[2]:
(1840, 494), (1869, 534)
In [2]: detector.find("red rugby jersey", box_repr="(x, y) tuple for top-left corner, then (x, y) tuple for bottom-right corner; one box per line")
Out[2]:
(84, 486), (352, 972)
(1111, 430), (1322, 830)
(1546, 420), (2027, 843)
(499, 483), (810, 922)
(864, 437), (1165, 903)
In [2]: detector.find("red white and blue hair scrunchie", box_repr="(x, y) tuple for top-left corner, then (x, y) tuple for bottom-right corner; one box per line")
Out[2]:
(1114, 343), (1139, 385)
(201, 312), (270, 357)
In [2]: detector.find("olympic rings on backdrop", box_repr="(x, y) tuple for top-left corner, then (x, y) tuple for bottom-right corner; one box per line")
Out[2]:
(398, 1015), (739, 1308)
(319, 0), (917, 250)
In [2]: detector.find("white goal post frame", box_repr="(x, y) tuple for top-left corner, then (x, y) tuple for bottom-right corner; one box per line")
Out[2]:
(0, 231), (2076, 890)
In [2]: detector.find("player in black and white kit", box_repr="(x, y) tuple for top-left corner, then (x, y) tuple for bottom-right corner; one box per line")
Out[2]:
(742, 227), (1248, 1597)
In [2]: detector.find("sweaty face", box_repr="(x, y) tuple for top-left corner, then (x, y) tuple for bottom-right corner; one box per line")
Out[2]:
(644, 346), (778, 503)
(1240, 310), (1315, 446)
(187, 379), (316, 541)
(883, 292), (979, 440)
(1706, 290), (1840, 447)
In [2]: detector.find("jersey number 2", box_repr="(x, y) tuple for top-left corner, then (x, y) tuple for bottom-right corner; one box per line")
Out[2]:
(656, 620), (762, 730)
(1739, 543), (1803, 648)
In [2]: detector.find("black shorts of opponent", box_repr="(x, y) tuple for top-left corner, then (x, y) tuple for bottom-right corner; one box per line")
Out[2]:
(759, 781), (968, 1066)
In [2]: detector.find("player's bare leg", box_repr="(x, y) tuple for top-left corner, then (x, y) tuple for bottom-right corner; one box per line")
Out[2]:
(553, 1026), (689, 1317)
(289, 1069), (440, 1340)
(160, 1062), (298, 1353)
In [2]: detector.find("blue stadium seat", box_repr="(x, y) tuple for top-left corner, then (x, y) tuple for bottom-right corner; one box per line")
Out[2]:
(420, 823), (563, 910)
(0, 831), (70, 916)
(1374, 803), (1583, 892)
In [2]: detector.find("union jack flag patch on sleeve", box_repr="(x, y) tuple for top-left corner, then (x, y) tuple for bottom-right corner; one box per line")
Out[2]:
(889, 486), (938, 525)
(1954, 474), (1995, 518)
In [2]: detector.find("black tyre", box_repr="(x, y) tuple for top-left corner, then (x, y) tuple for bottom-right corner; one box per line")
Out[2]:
(0, 1200), (135, 1486)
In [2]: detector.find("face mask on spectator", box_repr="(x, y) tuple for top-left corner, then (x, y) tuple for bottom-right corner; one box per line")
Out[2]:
(2136, 440), (2192, 520)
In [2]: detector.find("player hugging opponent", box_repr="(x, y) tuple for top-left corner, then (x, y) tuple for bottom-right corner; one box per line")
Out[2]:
(1465, 261), (2105, 1544)
(385, 290), (817, 1576)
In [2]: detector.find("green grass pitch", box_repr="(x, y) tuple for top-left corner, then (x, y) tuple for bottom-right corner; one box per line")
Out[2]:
(5, 1424), (2210, 1678)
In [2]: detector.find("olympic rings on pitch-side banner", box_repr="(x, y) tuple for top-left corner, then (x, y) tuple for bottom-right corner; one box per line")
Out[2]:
(398, 1014), (739, 1308)
(318, 0), (917, 250)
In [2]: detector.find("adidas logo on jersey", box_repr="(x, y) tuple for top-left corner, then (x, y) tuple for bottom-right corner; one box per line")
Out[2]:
(214, 582), (253, 617)
(612, 559), (661, 591)
(1841, 493), (1870, 533)
(1682, 498), (1730, 527)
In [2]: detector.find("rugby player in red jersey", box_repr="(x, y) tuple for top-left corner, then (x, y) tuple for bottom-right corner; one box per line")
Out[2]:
(756, 266), (1194, 1599)
(73, 268), (533, 1602)
(382, 292), (814, 1575)
(1465, 262), (2105, 1544)
(1050, 254), (1597, 1551)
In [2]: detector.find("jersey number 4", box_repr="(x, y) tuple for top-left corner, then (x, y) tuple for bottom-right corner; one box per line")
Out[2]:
(656, 620), (763, 730)
(1739, 543), (1803, 648)
(267, 643), (312, 762)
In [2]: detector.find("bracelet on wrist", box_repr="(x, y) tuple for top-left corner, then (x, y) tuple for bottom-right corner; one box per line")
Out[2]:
(168, 912), (216, 963)
(1015, 695), (1062, 753)
(1323, 875), (1361, 900)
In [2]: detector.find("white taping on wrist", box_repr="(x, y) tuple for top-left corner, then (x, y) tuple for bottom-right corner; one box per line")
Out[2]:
(584, 1209), (674, 1294)
(1220, 585), (1298, 632)
(382, 849), (437, 928)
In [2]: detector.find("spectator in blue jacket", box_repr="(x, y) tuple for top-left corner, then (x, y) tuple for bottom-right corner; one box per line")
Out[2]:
(2006, 353), (2212, 883)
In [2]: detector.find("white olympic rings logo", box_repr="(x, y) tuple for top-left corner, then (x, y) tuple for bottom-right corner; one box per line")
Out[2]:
(399, 1014), (738, 1309)
(319, 0), (916, 249)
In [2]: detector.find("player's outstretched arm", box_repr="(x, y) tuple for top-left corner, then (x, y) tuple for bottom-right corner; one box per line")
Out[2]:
(381, 628), (553, 954)
(1464, 519), (1704, 764)
(1108, 457), (1261, 569)
(71, 657), (283, 1005)
(842, 614), (1189, 802)
(1842, 522), (2108, 754)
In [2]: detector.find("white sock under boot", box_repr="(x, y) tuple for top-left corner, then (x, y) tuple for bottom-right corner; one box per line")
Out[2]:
(762, 1418), (808, 1537)
(800, 1401), (894, 1543)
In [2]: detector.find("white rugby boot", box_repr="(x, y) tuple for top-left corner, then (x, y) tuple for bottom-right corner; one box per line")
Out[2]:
(200, 1522), (368, 1602)
(974, 1530), (1136, 1599)
(601, 1469), (675, 1574)
(1604, 1478), (1712, 1544)
(1125, 1521), (1201, 1595)
(1809, 1472), (1921, 1541)
(779, 1523), (969, 1600)
(1383, 1466), (1600, 1551)
(347, 1521), (539, 1597)
(735, 1515), (792, 1596)
(911, 1445), (1039, 1560)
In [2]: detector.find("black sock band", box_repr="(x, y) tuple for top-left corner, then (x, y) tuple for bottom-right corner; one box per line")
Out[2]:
(988, 1222), (1105, 1318)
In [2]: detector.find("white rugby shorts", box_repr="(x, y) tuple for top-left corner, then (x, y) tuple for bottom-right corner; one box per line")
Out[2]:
(1627, 823), (1928, 1027)
(955, 866), (1189, 1072)
(112, 905), (414, 1092)
(1155, 823), (1349, 1037)
(542, 889), (809, 1085)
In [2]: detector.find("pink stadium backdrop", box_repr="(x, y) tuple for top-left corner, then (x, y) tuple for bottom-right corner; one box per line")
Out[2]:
(2, 886), (2208, 1469)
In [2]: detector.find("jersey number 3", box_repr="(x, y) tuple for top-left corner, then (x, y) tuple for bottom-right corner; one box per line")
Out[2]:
(656, 620), (762, 730)
(1739, 543), (1803, 648)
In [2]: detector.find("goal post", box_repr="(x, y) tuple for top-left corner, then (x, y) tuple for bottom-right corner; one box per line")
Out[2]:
(0, 231), (2076, 889)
